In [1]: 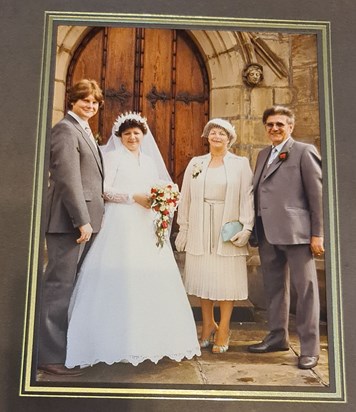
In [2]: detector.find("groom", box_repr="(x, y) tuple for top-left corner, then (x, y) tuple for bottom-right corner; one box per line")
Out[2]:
(38, 79), (105, 375)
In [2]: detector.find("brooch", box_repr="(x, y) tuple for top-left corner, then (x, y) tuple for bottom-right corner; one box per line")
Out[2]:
(192, 162), (203, 179)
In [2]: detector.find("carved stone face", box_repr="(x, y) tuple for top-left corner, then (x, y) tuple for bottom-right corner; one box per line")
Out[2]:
(243, 64), (264, 87)
(247, 68), (262, 84)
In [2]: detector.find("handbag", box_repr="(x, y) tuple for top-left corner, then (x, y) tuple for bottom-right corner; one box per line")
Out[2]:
(221, 220), (243, 242)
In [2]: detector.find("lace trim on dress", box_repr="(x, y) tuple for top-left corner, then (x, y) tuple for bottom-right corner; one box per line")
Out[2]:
(103, 190), (134, 204)
(66, 347), (201, 368)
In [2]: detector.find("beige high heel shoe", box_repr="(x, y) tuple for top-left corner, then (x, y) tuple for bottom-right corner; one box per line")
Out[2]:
(199, 327), (218, 348)
(212, 330), (232, 354)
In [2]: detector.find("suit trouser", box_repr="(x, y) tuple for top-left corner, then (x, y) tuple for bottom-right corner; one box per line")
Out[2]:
(256, 218), (320, 356)
(38, 233), (94, 364)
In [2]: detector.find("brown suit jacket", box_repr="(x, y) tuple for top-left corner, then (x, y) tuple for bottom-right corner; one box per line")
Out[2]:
(253, 137), (323, 245)
(45, 114), (104, 233)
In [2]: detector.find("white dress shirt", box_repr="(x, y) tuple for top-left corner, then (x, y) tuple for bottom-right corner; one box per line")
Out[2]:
(68, 111), (98, 149)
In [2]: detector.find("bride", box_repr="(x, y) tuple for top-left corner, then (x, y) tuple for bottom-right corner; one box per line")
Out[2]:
(65, 112), (201, 368)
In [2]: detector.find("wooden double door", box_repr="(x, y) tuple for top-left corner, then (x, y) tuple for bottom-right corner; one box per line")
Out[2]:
(67, 27), (210, 186)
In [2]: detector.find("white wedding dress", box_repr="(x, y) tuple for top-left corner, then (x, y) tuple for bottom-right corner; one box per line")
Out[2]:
(65, 146), (201, 368)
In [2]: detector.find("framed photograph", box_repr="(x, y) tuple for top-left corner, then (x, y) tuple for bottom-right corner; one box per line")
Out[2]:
(1, 1), (355, 411)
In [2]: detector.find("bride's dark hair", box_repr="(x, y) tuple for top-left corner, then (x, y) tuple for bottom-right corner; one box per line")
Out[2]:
(115, 119), (148, 137)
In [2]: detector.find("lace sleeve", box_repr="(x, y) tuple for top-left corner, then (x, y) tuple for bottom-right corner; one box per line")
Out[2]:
(102, 150), (135, 204)
(103, 189), (135, 204)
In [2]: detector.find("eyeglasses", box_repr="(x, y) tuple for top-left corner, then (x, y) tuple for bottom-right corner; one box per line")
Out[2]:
(265, 122), (288, 129)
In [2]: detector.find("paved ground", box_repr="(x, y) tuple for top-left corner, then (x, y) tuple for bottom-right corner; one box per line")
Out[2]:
(36, 310), (329, 388)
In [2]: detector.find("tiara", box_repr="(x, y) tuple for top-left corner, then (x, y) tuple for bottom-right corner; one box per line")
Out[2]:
(113, 111), (147, 133)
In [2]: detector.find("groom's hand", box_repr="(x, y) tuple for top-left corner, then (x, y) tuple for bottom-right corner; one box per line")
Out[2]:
(77, 223), (93, 243)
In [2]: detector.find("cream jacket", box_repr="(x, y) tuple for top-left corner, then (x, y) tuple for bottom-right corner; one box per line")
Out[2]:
(177, 152), (254, 256)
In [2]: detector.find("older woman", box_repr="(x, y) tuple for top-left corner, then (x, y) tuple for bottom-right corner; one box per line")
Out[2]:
(175, 118), (254, 353)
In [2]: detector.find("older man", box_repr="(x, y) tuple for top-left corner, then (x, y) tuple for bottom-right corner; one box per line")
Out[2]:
(248, 105), (324, 370)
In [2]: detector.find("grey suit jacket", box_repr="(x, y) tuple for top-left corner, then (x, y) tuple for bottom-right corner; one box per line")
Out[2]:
(46, 114), (105, 233)
(253, 137), (323, 245)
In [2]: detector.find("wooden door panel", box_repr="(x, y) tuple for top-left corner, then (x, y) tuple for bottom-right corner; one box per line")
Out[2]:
(70, 30), (104, 89)
(176, 32), (206, 95)
(69, 29), (104, 136)
(175, 104), (207, 184)
(67, 27), (209, 186)
(141, 29), (174, 173)
(174, 32), (209, 185)
(103, 28), (137, 140)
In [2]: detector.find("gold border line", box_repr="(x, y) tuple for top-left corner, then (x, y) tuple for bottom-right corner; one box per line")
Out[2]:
(20, 11), (344, 402)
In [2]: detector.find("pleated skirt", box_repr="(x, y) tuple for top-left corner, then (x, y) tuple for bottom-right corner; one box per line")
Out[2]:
(184, 200), (248, 301)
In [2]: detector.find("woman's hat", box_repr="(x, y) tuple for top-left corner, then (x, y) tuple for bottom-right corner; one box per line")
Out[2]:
(201, 118), (237, 145)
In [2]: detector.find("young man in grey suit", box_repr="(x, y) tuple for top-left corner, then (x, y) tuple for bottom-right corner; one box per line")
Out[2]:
(38, 79), (105, 375)
(248, 106), (324, 370)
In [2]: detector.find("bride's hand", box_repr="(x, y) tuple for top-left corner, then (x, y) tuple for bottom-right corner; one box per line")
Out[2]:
(133, 193), (151, 209)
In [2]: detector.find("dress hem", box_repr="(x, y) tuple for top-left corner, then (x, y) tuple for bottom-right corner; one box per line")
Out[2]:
(66, 349), (201, 368)
(187, 292), (248, 301)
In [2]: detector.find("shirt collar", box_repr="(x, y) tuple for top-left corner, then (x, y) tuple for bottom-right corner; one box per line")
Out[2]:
(272, 136), (291, 153)
(68, 110), (89, 131)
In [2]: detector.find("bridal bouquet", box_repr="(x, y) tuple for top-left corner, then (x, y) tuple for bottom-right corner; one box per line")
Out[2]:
(150, 183), (180, 248)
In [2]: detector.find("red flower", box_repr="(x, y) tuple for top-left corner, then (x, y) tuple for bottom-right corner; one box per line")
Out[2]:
(150, 182), (180, 247)
(279, 151), (289, 161)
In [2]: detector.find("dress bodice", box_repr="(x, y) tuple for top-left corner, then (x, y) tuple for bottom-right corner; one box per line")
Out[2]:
(103, 147), (159, 195)
(204, 166), (227, 201)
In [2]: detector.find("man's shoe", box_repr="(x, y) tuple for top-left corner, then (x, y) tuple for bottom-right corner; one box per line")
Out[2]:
(38, 363), (86, 376)
(248, 341), (289, 353)
(298, 355), (319, 369)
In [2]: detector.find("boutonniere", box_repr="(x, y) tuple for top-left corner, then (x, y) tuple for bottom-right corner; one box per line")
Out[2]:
(192, 162), (203, 179)
(94, 133), (102, 144)
(278, 151), (289, 161)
